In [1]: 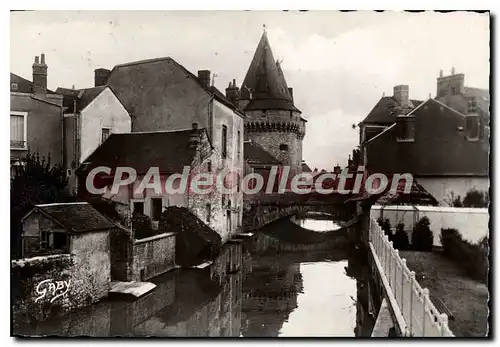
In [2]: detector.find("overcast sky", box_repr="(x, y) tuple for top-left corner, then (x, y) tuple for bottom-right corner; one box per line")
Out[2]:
(10, 11), (489, 170)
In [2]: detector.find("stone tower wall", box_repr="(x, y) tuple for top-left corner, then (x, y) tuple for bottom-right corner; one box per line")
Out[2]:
(244, 109), (305, 175)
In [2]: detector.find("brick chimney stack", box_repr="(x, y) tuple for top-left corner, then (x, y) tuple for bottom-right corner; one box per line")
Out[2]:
(94, 68), (111, 87)
(333, 163), (341, 175)
(393, 85), (409, 108)
(197, 70), (211, 88)
(225, 79), (240, 105)
(32, 53), (48, 94)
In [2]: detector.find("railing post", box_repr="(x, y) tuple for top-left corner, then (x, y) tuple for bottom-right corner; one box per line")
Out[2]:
(439, 313), (449, 336)
(422, 288), (430, 336)
(408, 271), (415, 336)
(394, 249), (399, 300)
(388, 242), (394, 288)
(400, 258), (406, 316)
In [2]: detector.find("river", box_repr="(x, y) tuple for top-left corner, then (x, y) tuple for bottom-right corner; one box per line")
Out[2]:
(14, 217), (374, 337)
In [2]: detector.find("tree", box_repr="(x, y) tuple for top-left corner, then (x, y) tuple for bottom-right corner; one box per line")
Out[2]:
(445, 191), (463, 207)
(411, 216), (434, 251)
(10, 152), (73, 259)
(393, 223), (409, 250)
(131, 212), (155, 240)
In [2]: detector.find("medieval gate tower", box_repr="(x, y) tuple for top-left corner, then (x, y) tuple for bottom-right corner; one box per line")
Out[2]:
(228, 30), (306, 176)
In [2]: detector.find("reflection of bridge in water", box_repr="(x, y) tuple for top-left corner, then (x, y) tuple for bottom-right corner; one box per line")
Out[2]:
(14, 214), (374, 337)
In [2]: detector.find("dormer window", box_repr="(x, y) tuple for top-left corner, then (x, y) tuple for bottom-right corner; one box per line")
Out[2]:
(465, 115), (480, 141)
(11, 83), (18, 91)
(396, 116), (415, 142)
(280, 144), (289, 151)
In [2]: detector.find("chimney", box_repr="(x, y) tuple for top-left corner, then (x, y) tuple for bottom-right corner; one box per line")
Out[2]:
(198, 70), (211, 88)
(225, 79), (240, 105)
(32, 53), (48, 94)
(189, 123), (200, 148)
(288, 87), (294, 102)
(333, 163), (341, 175)
(94, 68), (111, 87)
(393, 85), (409, 108)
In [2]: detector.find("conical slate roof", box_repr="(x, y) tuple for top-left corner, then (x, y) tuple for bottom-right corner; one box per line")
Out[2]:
(241, 31), (300, 112)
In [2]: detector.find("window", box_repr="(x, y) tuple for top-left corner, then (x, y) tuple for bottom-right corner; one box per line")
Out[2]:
(466, 115), (480, 140)
(101, 128), (111, 144)
(207, 160), (212, 172)
(66, 169), (72, 177)
(11, 83), (18, 91)
(10, 112), (27, 149)
(396, 117), (415, 142)
(237, 131), (241, 160)
(222, 194), (226, 208)
(280, 144), (289, 151)
(53, 232), (68, 250)
(222, 125), (227, 158)
(151, 198), (163, 221)
(206, 203), (211, 223)
(132, 200), (144, 215)
(467, 99), (478, 114)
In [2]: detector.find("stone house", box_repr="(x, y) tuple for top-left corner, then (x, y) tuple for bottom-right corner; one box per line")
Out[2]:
(55, 83), (131, 193)
(15, 202), (114, 324)
(361, 80), (489, 206)
(77, 127), (239, 242)
(10, 54), (64, 175)
(91, 56), (244, 239)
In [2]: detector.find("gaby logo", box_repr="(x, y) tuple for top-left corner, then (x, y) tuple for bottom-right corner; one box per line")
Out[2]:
(84, 165), (414, 196)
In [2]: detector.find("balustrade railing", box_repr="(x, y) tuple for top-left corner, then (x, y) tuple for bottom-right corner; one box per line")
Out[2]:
(369, 218), (454, 337)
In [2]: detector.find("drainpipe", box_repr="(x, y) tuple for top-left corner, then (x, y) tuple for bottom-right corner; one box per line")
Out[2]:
(60, 103), (64, 170)
(73, 100), (77, 169)
(208, 96), (214, 141)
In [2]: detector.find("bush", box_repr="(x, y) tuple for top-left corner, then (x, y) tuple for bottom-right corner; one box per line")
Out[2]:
(411, 216), (434, 251)
(131, 213), (155, 240)
(380, 219), (394, 242)
(393, 223), (409, 250)
(463, 189), (489, 208)
(440, 228), (488, 283)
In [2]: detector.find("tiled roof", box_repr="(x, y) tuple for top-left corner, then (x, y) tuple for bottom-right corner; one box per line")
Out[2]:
(361, 96), (423, 124)
(105, 57), (242, 115)
(32, 202), (115, 233)
(301, 162), (312, 172)
(10, 73), (56, 94)
(55, 86), (106, 113)
(240, 32), (300, 113)
(244, 141), (282, 165)
(80, 129), (206, 174)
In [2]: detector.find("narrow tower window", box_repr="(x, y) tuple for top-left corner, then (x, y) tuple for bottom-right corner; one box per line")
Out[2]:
(222, 125), (227, 158)
(280, 144), (289, 151)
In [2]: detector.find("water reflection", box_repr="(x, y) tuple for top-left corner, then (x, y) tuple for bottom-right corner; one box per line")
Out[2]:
(14, 217), (373, 337)
(292, 217), (342, 232)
